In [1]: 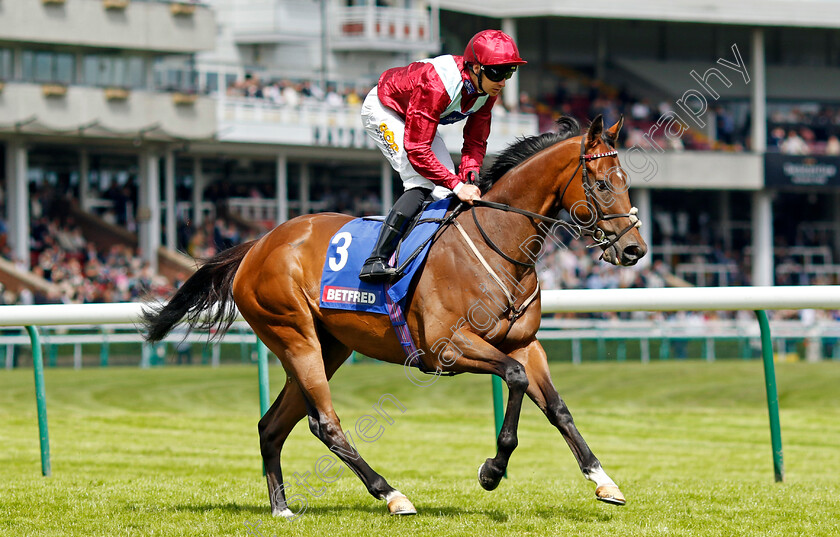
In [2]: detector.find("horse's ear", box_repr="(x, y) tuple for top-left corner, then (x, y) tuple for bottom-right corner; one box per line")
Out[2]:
(587, 115), (604, 145)
(606, 115), (624, 142)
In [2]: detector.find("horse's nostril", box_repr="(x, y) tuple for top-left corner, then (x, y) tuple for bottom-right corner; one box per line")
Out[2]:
(623, 245), (642, 261)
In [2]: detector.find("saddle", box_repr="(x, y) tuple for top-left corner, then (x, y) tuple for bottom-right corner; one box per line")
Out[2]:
(319, 198), (456, 315)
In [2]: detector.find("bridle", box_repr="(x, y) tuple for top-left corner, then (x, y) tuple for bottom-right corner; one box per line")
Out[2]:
(470, 134), (642, 267)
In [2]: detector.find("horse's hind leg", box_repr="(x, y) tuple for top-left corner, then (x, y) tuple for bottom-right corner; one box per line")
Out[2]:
(515, 339), (625, 505)
(258, 330), (348, 518)
(259, 377), (307, 517)
(252, 321), (416, 517)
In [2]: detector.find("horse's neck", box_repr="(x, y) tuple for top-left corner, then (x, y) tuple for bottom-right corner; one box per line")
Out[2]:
(483, 139), (578, 233)
(474, 139), (580, 272)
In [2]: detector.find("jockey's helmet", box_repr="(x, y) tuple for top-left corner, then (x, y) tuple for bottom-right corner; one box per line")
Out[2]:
(463, 30), (527, 67)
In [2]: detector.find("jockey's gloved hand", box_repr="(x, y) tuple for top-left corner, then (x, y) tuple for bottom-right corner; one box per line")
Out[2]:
(455, 183), (481, 204)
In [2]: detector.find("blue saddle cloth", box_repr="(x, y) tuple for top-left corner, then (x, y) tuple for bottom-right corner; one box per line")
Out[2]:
(319, 198), (453, 314)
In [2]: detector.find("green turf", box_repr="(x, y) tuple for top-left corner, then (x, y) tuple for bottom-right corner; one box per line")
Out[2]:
(2, 361), (839, 536)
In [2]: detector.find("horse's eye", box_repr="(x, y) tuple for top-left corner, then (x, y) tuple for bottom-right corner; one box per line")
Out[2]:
(595, 180), (608, 191)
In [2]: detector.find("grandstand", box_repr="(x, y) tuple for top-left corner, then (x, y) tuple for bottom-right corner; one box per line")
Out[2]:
(2, 0), (840, 306)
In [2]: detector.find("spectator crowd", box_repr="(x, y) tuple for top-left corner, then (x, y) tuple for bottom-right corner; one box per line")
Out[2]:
(224, 70), (840, 156)
(0, 185), (261, 306)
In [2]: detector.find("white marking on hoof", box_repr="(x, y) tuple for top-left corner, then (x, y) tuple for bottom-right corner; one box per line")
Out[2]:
(595, 484), (626, 505)
(385, 490), (416, 516)
(272, 507), (295, 518)
(585, 465), (617, 488)
(587, 465), (625, 505)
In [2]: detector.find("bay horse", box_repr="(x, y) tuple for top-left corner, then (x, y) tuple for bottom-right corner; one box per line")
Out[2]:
(142, 115), (647, 517)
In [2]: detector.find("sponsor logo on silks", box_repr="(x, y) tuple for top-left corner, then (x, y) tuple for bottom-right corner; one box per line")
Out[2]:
(378, 122), (399, 155)
(440, 110), (473, 125)
(322, 285), (381, 305)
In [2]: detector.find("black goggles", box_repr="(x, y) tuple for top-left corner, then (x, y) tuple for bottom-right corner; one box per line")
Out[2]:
(481, 64), (517, 82)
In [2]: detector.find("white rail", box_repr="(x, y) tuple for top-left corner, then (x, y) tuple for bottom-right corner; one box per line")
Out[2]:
(539, 285), (840, 313)
(0, 303), (148, 327)
(1, 286), (839, 327)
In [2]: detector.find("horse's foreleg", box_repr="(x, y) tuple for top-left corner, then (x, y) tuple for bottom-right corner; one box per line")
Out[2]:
(442, 332), (530, 492)
(517, 339), (625, 505)
(478, 355), (529, 491)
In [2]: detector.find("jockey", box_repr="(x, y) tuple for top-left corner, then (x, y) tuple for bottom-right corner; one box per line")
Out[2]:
(358, 29), (526, 283)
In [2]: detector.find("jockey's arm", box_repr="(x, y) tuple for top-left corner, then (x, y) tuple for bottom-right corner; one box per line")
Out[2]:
(403, 89), (463, 187)
(459, 96), (496, 184)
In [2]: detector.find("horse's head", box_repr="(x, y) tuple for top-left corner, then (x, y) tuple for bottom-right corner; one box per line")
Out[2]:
(562, 115), (647, 266)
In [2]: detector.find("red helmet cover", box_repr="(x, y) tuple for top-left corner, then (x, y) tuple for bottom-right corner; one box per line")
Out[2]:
(463, 30), (526, 66)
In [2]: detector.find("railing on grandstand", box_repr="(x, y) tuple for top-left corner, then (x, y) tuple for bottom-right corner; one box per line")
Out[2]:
(653, 244), (840, 286)
(217, 94), (540, 153)
(334, 6), (432, 43)
(225, 198), (330, 225)
(228, 0), (434, 46)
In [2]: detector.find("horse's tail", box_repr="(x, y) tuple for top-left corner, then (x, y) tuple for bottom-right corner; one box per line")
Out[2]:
(141, 240), (257, 342)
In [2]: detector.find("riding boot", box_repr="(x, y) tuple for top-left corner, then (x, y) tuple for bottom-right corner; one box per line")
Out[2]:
(359, 210), (410, 283)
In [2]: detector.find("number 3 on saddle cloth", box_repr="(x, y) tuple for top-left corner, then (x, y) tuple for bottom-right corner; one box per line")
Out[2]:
(320, 198), (453, 371)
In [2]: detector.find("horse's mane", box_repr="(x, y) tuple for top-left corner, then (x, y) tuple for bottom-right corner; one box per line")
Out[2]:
(477, 116), (581, 194)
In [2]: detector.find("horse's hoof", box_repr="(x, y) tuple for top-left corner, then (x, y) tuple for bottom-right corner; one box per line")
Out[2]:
(595, 485), (626, 506)
(478, 461), (502, 491)
(387, 495), (417, 516)
(272, 507), (296, 518)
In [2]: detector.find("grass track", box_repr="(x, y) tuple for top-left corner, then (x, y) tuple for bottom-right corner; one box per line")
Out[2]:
(2, 361), (839, 536)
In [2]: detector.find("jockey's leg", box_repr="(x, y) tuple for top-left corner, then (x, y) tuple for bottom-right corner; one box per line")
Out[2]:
(359, 187), (431, 283)
(359, 86), (454, 283)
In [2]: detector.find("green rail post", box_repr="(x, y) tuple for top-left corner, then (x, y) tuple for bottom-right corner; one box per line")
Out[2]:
(47, 342), (58, 368)
(256, 338), (271, 476)
(659, 338), (670, 360)
(617, 340), (627, 362)
(491, 375), (507, 478)
(100, 338), (109, 367)
(26, 326), (51, 477)
(257, 339), (270, 417)
(754, 310), (784, 483)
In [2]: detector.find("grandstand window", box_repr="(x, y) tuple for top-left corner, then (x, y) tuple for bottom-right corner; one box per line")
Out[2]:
(604, 20), (661, 60)
(83, 55), (146, 89)
(774, 28), (831, 66)
(663, 23), (715, 61)
(0, 49), (12, 81)
(127, 57), (145, 88)
(153, 57), (198, 92)
(525, 18), (596, 65)
(205, 72), (219, 94)
(225, 73), (238, 91)
(22, 50), (75, 85)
